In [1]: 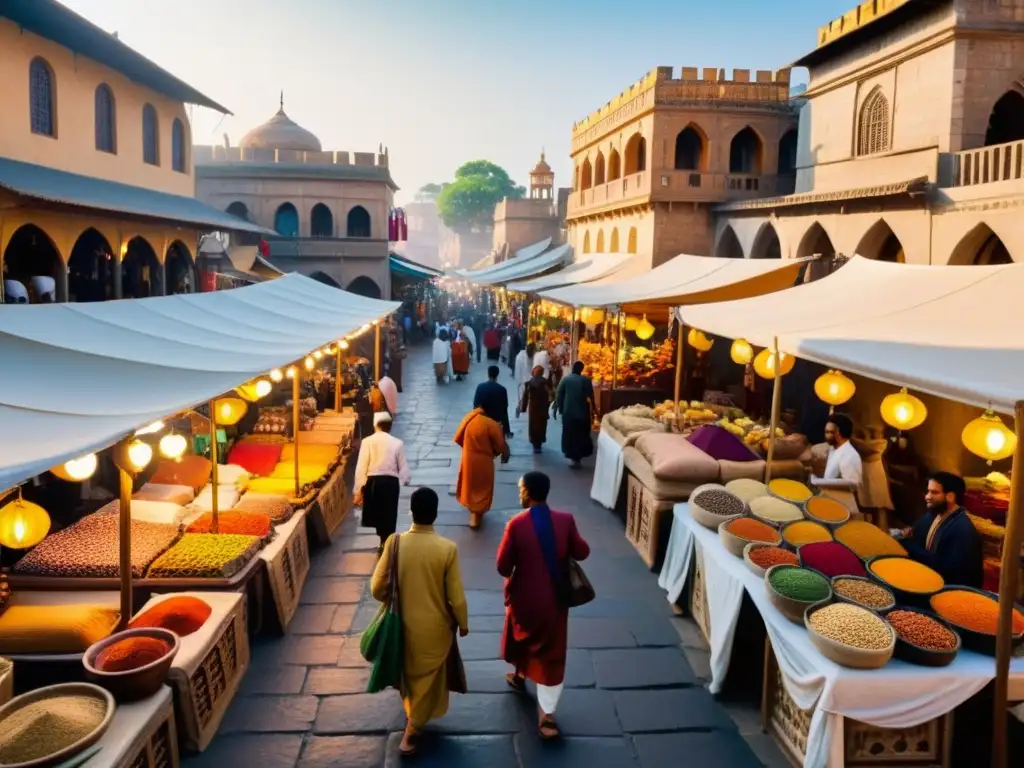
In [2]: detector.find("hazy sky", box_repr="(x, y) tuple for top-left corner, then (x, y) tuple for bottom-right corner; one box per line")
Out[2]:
(62, 0), (855, 204)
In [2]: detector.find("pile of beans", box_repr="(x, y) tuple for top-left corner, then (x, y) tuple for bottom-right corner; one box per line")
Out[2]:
(749, 546), (799, 569)
(726, 517), (781, 544)
(931, 589), (1024, 635)
(834, 520), (907, 559)
(869, 557), (944, 593)
(799, 541), (866, 579)
(783, 520), (833, 547)
(769, 566), (831, 602)
(805, 496), (850, 523)
(833, 578), (895, 609)
(808, 603), (893, 651)
(887, 610), (958, 651)
(750, 496), (803, 524)
(693, 487), (744, 518)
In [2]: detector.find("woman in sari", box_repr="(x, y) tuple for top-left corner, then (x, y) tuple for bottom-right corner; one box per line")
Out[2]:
(454, 407), (509, 529)
(520, 365), (550, 454)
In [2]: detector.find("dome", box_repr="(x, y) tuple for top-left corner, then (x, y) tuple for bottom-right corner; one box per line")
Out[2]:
(531, 151), (552, 175)
(240, 97), (321, 153)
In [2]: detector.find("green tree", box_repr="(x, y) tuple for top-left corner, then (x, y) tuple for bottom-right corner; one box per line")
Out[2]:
(415, 183), (446, 203)
(436, 160), (526, 230)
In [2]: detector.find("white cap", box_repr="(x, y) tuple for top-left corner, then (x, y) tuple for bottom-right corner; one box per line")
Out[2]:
(373, 412), (393, 426)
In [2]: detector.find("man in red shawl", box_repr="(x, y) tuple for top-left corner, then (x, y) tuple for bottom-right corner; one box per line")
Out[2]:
(496, 471), (590, 738)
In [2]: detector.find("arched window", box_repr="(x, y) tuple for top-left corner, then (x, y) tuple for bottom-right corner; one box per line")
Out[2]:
(226, 202), (249, 220)
(596, 230), (605, 253)
(171, 118), (187, 173)
(729, 127), (763, 174)
(574, 166), (580, 191)
(627, 227), (638, 254)
(594, 152), (606, 185)
(581, 158), (593, 190)
(274, 202), (299, 237)
(29, 58), (56, 137)
(347, 205), (371, 238)
(311, 203), (334, 237)
(985, 92), (1024, 146)
(582, 231), (591, 253)
(857, 87), (890, 156)
(624, 134), (647, 175)
(142, 104), (159, 165)
(778, 129), (798, 175)
(610, 228), (620, 252)
(608, 150), (621, 181)
(94, 84), (116, 153)
(674, 126), (704, 171)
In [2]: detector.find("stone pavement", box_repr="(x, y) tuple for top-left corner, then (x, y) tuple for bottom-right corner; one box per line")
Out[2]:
(186, 343), (784, 767)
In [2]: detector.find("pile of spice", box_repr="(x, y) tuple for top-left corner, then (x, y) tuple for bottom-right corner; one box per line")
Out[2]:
(95, 635), (172, 672)
(768, 566), (831, 603)
(834, 520), (908, 559)
(782, 520), (833, 547)
(887, 610), (958, 651)
(129, 596), (212, 637)
(186, 511), (272, 538)
(869, 557), (944, 594)
(0, 692), (108, 764)
(768, 478), (813, 504)
(805, 496), (850, 524)
(808, 603), (893, 651)
(931, 589), (1024, 635)
(833, 578), (895, 609)
(692, 487), (745, 519)
(725, 478), (768, 503)
(799, 541), (866, 578)
(725, 517), (781, 544)
(750, 496), (803, 524)
(748, 546), (799, 570)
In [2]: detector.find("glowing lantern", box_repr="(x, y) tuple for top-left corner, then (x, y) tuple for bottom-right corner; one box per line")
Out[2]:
(255, 379), (272, 398)
(687, 329), (714, 352)
(49, 453), (98, 482)
(753, 348), (795, 379)
(286, 366), (298, 379)
(313, 350), (324, 361)
(126, 439), (154, 471)
(214, 397), (248, 426)
(0, 492), (51, 548)
(624, 316), (640, 332)
(159, 433), (188, 461)
(236, 378), (272, 402)
(304, 356), (315, 371)
(961, 409), (1017, 465)
(880, 388), (927, 432)
(814, 370), (856, 410)
(730, 338), (753, 365)
(326, 345), (337, 356)
(269, 368), (284, 383)
(634, 315), (656, 341)
(581, 308), (605, 325)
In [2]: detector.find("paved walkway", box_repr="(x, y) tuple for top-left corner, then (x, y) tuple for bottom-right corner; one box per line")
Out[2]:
(187, 344), (781, 767)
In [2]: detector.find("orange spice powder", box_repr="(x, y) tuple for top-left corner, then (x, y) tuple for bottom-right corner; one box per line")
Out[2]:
(805, 496), (849, 523)
(727, 517), (780, 543)
(931, 590), (1024, 635)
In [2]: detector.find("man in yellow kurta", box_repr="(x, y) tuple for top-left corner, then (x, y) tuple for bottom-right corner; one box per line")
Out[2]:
(371, 487), (469, 756)
(454, 407), (509, 529)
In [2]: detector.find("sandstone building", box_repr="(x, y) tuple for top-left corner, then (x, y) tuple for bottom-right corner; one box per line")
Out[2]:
(491, 152), (567, 258)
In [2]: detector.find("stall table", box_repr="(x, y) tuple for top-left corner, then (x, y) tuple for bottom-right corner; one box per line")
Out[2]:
(83, 685), (179, 768)
(658, 504), (1024, 768)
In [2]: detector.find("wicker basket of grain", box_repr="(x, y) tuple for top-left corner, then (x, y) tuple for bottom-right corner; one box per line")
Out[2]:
(0, 683), (114, 767)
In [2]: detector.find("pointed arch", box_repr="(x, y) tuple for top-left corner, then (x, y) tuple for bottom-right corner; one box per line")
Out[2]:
(608, 149), (621, 181)
(309, 271), (341, 288)
(610, 228), (620, 253)
(94, 83), (116, 153)
(627, 227), (638, 254)
(948, 223), (1014, 265)
(674, 124), (706, 171)
(582, 231), (591, 254)
(594, 152), (606, 185)
(142, 103), (159, 165)
(347, 205), (371, 238)
(274, 202), (299, 237)
(166, 240), (195, 294)
(347, 275), (382, 298)
(624, 134), (647, 175)
(856, 219), (906, 263)
(729, 127), (763, 174)
(3, 224), (63, 302)
(778, 129), (798, 175)
(750, 222), (782, 259)
(311, 203), (334, 237)
(68, 227), (114, 302)
(580, 158), (593, 190)
(797, 222), (836, 260)
(715, 226), (744, 259)
(122, 236), (161, 298)
(226, 201), (249, 221)
(29, 57), (56, 137)
(172, 118), (187, 173)
(857, 86), (890, 156)
(985, 91), (1024, 146)
(596, 230), (605, 253)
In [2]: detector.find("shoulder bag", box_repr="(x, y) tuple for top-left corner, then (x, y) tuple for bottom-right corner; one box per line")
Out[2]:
(360, 534), (404, 692)
(529, 508), (595, 608)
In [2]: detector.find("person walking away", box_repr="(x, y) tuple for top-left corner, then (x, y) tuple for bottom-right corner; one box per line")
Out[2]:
(498, 471), (590, 739)
(462, 320), (478, 364)
(514, 343), (535, 414)
(554, 361), (595, 468)
(432, 329), (451, 384)
(354, 412), (411, 555)
(471, 315), (484, 362)
(402, 312), (413, 345)
(508, 328), (524, 376)
(371, 488), (469, 756)
(474, 365), (513, 438)
(532, 337), (551, 380)
(378, 375), (399, 415)
(454, 406), (509, 529)
(451, 333), (470, 381)
(521, 365), (550, 454)
(484, 323), (501, 361)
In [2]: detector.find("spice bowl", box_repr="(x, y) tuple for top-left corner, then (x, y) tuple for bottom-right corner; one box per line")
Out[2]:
(689, 484), (746, 531)
(779, 519), (833, 552)
(927, 586), (1024, 656)
(831, 575), (895, 613)
(743, 542), (797, 579)
(719, 518), (781, 558)
(0, 682), (114, 767)
(802, 495), (851, 530)
(804, 602), (895, 670)
(881, 606), (961, 667)
(764, 564), (833, 624)
(866, 555), (944, 608)
(83, 627), (179, 702)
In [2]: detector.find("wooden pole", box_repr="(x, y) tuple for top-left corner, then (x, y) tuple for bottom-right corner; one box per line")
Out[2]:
(673, 320), (684, 430)
(570, 308), (580, 364)
(334, 345), (343, 412)
(992, 400), (1024, 768)
(293, 371), (301, 498)
(117, 467), (133, 629)
(764, 338), (783, 484)
(374, 323), (382, 381)
(209, 400), (219, 534)
(611, 310), (621, 390)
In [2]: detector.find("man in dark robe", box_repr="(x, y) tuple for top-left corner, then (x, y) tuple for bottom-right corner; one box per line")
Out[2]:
(474, 365), (513, 438)
(520, 365), (550, 454)
(902, 471), (983, 588)
(553, 361), (594, 467)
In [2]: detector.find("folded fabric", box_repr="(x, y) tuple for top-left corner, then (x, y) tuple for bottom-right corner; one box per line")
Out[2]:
(147, 533), (261, 579)
(227, 442), (284, 477)
(191, 485), (241, 513)
(235, 492), (294, 523)
(279, 443), (339, 465)
(150, 455), (212, 492)
(134, 483), (196, 506)
(634, 432), (720, 483)
(0, 605), (119, 654)
(688, 425), (759, 463)
(122, 499), (190, 525)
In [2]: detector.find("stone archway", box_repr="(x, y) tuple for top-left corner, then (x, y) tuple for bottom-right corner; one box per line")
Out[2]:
(985, 91), (1024, 146)
(309, 271), (341, 288)
(750, 222), (782, 259)
(346, 275), (382, 298)
(855, 219), (906, 263)
(122, 236), (162, 298)
(797, 222), (837, 281)
(715, 226), (744, 259)
(949, 223), (1013, 265)
(3, 224), (64, 302)
(69, 227), (114, 302)
(166, 240), (196, 294)
(729, 127), (764, 174)
(674, 124), (707, 171)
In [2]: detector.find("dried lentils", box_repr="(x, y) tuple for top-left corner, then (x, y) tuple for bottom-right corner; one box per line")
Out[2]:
(833, 578), (894, 609)
(692, 488), (744, 518)
(887, 610), (958, 651)
(808, 603), (892, 651)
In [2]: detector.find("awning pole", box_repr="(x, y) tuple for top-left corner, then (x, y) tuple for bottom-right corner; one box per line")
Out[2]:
(117, 467), (133, 630)
(374, 323), (382, 381)
(764, 337), (783, 484)
(293, 371), (301, 498)
(674, 321), (684, 430)
(992, 400), (1024, 768)
(570, 309), (580, 364)
(334, 345), (342, 412)
(611, 310), (621, 390)
(209, 401), (220, 533)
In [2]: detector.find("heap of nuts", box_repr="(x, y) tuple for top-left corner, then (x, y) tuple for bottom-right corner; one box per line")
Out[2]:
(833, 578), (895, 610)
(693, 488), (744, 518)
(887, 610), (958, 652)
(808, 603), (893, 651)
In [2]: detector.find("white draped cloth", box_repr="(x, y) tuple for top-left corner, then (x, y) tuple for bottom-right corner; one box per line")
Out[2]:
(514, 350), (533, 403)
(590, 429), (624, 509)
(658, 504), (1024, 768)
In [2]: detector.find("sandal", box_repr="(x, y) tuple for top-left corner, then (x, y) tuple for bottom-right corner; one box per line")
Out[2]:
(538, 712), (560, 740)
(399, 725), (419, 756)
(505, 673), (527, 694)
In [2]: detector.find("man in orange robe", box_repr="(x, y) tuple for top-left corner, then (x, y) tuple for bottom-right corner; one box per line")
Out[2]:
(454, 407), (509, 529)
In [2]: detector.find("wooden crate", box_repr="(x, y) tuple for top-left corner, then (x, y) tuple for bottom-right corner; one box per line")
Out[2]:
(261, 510), (311, 632)
(624, 474), (675, 570)
(84, 686), (179, 768)
(307, 464), (349, 547)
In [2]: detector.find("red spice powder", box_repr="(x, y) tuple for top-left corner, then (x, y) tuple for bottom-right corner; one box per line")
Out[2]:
(749, 547), (799, 569)
(96, 636), (171, 672)
(130, 596), (212, 637)
(727, 517), (780, 543)
(186, 511), (272, 538)
(799, 541), (866, 579)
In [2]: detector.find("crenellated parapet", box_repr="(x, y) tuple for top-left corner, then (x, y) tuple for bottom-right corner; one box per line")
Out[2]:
(815, 0), (909, 49)
(193, 145), (389, 168)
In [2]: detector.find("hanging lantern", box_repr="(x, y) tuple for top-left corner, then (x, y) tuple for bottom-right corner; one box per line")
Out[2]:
(634, 315), (656, 341)
(753, 348), (796, 379)
(304, 356), (315, 370)
(624, 315), (640, 332)
(236, 379), (271, 402)
(0, 492), (51, 549)
(730, 338), (753, 365)
(50, 453), (98, 482)
(126, 439), (154, 472)
(340, 340), (350, 350)
(814, 370), (856, 410)
(255, 379), (272, 398)
(326, 345), (337, 356)
(961, 409), (1017, 465)
(214, 397), (248, 426)
(286, 365), (298, 379)
(880, 388), (927, 433)
(687, 328), (714, 352)
(313, 349), (324, 361)
(159, 433), (188, 461)
(269, 368), (284, 383)
(135, 420), (165, 436)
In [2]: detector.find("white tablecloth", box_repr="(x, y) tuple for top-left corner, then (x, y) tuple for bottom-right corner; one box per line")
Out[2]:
(590, 429), (624, 509)
(658, 503), (1024, 768)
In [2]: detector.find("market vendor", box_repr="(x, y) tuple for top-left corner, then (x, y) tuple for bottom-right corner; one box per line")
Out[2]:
(809, 413), (863, 515)
(901, 472), (983, 588)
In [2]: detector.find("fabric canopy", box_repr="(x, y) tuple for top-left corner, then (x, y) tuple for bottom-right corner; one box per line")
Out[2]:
(389, 254), (443, 281)
(506, 252), (633, 293)
(467, 243), (572, 287)
(453, 237), (553, 280)
(0, 275), (399, 488)
(541, 254), (809, 315)
(675, 256), (1024, 413)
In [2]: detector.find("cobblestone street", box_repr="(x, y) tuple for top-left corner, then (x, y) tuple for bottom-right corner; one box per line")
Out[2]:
(187, 343), (783, 767)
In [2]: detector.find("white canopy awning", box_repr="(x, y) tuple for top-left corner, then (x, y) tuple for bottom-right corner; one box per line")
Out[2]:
(507, 252), (633, 293)
(541, 254), (809, 315)
(676, 256), (1024, 413)
(0, 274), (399, 488)
(453, 237), (553, 280)
(468, 244), (572, 287)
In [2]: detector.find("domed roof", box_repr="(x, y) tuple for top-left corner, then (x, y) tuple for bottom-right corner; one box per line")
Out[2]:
(240, 94), (322, 153)
(531, 151), (552, 175)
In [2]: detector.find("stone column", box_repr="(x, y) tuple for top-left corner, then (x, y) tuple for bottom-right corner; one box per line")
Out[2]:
(57, 262), (69, 302)
(113, 243), (123, 300)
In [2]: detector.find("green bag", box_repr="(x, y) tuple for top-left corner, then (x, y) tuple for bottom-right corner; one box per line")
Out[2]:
(360, 533), (404, 692)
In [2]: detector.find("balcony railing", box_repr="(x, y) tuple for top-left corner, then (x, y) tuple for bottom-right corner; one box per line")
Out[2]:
(942, 139), (1024, 188)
